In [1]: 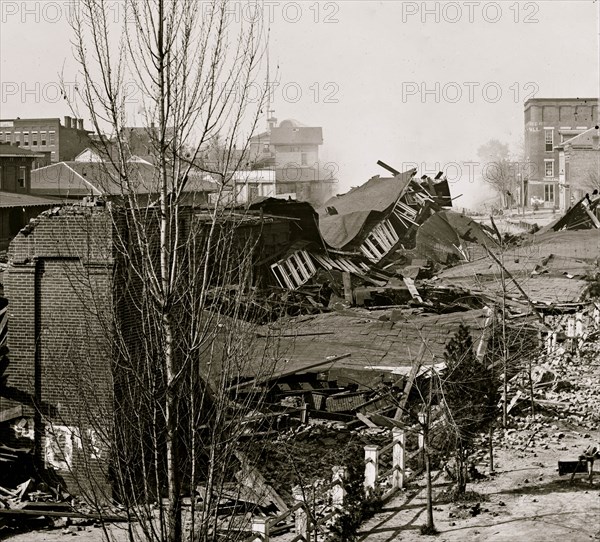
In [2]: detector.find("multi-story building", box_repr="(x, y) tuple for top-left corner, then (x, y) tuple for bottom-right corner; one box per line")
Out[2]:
(0, 116), (93, 166)
(247, 117), (336, 206)
(524, 98), (598, 208)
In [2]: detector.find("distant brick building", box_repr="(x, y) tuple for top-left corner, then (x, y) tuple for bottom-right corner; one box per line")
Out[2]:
(0, 116), (93, 165)
(554, 126), (600, 210)
(524, 98), (598, 208)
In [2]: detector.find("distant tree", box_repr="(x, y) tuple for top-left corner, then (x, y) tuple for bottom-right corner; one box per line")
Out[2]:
(440, 324), (499, 495)
(477, 140), (520, 209)
(585, 169), (600, 194)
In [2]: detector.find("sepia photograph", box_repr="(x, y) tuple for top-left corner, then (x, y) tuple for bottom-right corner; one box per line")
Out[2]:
(0, 1), (599, 541)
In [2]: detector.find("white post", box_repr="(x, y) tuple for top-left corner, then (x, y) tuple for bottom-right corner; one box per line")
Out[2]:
(566, 316), (575, 337)
(300, 402), (309, 425)
(392, 428), (405, 489)
(331, 466), (347, 506)
(364, 445), (379, 493)
(292, 485), (307, 539)
(252, 517), (269, 542)
(575, 312), (584, 337)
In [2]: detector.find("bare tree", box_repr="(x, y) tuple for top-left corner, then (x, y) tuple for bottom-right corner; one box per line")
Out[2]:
(585, 169), (600, 193)
(48, 1), (283, 541)
(439, 324), (499, 496)
(477, 140), (520, 210)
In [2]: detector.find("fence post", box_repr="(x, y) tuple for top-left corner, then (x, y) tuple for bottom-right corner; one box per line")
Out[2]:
(292, 485), (308, 540)
(252, 517), (269, 542)
(364, 444), (379, 494)
(392, 428), (405, 490)
(300, 402), (309, 425)
(331, 466), (347, 506)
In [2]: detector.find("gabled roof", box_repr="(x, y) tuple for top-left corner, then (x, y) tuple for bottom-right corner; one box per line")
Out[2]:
(31, 161), (218, 198)
(270, 122), (323, 145)
(317, 168), (416, 249)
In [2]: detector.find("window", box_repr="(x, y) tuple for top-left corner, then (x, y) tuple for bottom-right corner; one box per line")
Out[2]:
(544, 128), (553, 151)
(392, 199), (419, 228)
(360, 219), (400, 262)
(13, 132), (20, 145)
(49, 131), (56, 145)
(40, 131), (47, 146)
(4, 132), (11, 142)
(22, 132), (29, 146)
(301, 152), (307, 166)
(544, 159), (554, 178)
(271, 250), (316, 289)
(544, 184), (555, 203)
(32, 131), (38, 146)
(262, 143), (269, 153)
(18, 167), (26, 188)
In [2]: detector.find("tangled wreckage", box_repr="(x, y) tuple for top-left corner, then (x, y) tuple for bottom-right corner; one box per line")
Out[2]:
(0, 161), (599, 529)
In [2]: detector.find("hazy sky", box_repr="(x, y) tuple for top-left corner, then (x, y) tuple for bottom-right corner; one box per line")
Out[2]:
(1, 1), (599, 207)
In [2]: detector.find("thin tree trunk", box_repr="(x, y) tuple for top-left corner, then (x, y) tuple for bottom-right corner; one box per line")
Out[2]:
(489, 425), (494, 473)
(424, 424), (434, 531)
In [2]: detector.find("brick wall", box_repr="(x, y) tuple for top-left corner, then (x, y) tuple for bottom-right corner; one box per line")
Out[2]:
(1, 204), (292, 499)
(2, 205), (115, 496)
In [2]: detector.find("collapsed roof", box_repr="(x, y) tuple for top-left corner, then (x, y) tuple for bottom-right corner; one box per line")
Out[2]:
(317, 169), (416, 249)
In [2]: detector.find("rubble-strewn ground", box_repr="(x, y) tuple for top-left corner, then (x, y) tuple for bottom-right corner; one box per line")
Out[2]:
(357, 429), (600, 542)
(4, 341), (600, 541)
(357, 339), (600, 542)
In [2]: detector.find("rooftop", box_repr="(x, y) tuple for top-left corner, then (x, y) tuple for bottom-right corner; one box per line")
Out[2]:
(243, 308), (489, 378)
(0, 144), (45, 158)
(0, 191), (63, 208)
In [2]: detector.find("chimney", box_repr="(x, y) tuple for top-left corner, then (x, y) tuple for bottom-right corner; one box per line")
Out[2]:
(64, 116), (71, 129)
(78, 118), (84, 130)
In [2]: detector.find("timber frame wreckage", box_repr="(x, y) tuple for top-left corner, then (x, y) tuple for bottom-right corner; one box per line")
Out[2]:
(0, 160), (599, 530)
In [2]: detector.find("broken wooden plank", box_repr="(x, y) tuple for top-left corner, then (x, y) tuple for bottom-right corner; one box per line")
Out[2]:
(0, 508), (128, 521)
(0, 405), (24, 424)
(356, 412), (378, 428)
(394, 343), (426, 420)
(233, 451), (288, 513)
(228, 353), (351, 391)
(403, 277), (423, 303)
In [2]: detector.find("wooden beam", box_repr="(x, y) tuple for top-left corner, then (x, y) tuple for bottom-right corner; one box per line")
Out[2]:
(0, 405), (23, 424)
(228, 353), (351, 391)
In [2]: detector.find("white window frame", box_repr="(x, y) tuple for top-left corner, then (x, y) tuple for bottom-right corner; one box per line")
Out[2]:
(544, 159), (554, 178)
(544, 183), (555, 203)
(271, 250), (316, 289)
(360, 219), (400, 262)
(312, 253), (370, 275)
(544, 128), (553, 152)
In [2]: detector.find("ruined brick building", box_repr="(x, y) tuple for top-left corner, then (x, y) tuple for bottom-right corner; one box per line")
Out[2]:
(0, 202), (292, 495)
